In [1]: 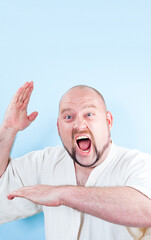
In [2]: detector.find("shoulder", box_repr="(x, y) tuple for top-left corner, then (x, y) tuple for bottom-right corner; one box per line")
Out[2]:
(112, 144), (151, 179)
(10, 146), (68, 171)
(40, 145), (69, 167)
(113, 144), (151, 164)
(42, 145), (67, 160)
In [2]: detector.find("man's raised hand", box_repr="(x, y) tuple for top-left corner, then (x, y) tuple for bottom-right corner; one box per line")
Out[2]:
(2, 81), (38, 132)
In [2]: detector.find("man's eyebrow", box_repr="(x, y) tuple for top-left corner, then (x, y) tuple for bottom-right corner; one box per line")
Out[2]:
(82, 104), (97, 109)
(60, 108), (73, 115)
(60, 105), (97, 115)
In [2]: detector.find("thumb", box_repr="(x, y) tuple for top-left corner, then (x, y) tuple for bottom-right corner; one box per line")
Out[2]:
(28, 111), (38, 122)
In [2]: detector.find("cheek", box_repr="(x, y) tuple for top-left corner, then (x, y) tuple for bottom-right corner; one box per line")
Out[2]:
(59, 123), (73, 144)
(92, 121), (109, 140)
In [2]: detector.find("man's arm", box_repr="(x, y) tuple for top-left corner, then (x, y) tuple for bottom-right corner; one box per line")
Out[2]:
(7, 184), (151, 227)
(0, 82), (38, 177)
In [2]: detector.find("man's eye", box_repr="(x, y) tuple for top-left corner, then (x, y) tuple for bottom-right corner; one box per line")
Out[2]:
(65, 115), (72, 120)
(86, 113), (93, 117)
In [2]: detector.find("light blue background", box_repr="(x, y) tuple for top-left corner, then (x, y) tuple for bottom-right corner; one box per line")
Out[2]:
(0, 1), (151, 239)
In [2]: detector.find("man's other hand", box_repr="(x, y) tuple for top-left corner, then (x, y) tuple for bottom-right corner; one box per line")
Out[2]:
(7, 185), (62, 207)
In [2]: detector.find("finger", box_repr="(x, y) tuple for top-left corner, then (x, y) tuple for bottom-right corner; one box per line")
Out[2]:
(28, 111), (38, 122)
(20, 84), (34, 110)
(16, 82), (30, 102)
(22, 82), (33, 103)
(7, 191), (38, 205)
(7, 190), (23, 200)
(11, 87), (24, 105)
(7, 187), (39, 205)
(18, 82), (31, 103)
(7, 186), (33, 200)
(7, 193), (19, 200)
(10, 82), (30, 106)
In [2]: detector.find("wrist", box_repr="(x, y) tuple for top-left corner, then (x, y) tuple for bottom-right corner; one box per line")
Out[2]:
(59, 185), (74, 206)
(1, 124), (18, 136)
(59, 185), (83, 207)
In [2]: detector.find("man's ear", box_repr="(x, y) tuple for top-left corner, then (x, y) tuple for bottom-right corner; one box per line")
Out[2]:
(106, 111), (113, 129)
(57, 120), (60, 136)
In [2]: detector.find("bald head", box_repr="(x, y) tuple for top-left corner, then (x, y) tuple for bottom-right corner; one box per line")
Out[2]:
(59, 85), (107, 113)
(57, 85), (112, 168)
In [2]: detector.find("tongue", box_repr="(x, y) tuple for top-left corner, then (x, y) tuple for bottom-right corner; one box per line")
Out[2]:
(78, 139), (91, 151)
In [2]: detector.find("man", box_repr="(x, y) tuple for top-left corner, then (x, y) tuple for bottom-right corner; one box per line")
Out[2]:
(0, 81), (151, 239)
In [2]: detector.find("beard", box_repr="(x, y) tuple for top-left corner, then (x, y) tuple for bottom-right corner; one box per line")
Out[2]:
(60, 126), (111, 168)
(64, 144), (100, 167)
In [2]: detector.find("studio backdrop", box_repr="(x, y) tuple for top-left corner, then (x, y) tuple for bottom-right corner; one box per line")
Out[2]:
(0, 1), (151, 239)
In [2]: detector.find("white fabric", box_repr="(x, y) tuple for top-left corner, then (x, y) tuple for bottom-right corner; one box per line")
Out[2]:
(0, 143), (151, 239)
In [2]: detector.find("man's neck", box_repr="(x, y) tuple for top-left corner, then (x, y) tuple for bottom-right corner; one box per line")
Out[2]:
(74, 163), (93, 186)
(75, 141), (112, 186)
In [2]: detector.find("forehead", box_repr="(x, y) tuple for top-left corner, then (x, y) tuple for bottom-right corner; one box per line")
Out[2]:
(59, 87), (106, 113)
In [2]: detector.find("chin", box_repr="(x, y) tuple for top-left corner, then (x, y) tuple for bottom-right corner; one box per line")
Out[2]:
(74, 152), (100, 168)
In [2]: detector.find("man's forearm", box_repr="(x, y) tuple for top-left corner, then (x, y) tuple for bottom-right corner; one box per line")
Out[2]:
(60, 185), (151, 227)
(0, 125), (17, 177)
(7, 184), (151, 227)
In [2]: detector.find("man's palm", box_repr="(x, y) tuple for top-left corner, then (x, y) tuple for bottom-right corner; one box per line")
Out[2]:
(3, 82), (38, 131)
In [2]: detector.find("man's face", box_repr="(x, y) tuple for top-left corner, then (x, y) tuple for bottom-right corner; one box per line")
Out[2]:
(57, 87), (112, 168)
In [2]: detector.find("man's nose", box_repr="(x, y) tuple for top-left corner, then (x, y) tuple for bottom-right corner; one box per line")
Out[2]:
(73, 117), (87, 131)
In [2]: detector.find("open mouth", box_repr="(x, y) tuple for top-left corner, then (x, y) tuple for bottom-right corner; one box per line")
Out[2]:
(76, 136), (91, 153)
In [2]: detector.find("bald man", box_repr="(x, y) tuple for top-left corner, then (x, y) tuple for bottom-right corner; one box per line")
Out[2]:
(0, 82), (151, 240)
